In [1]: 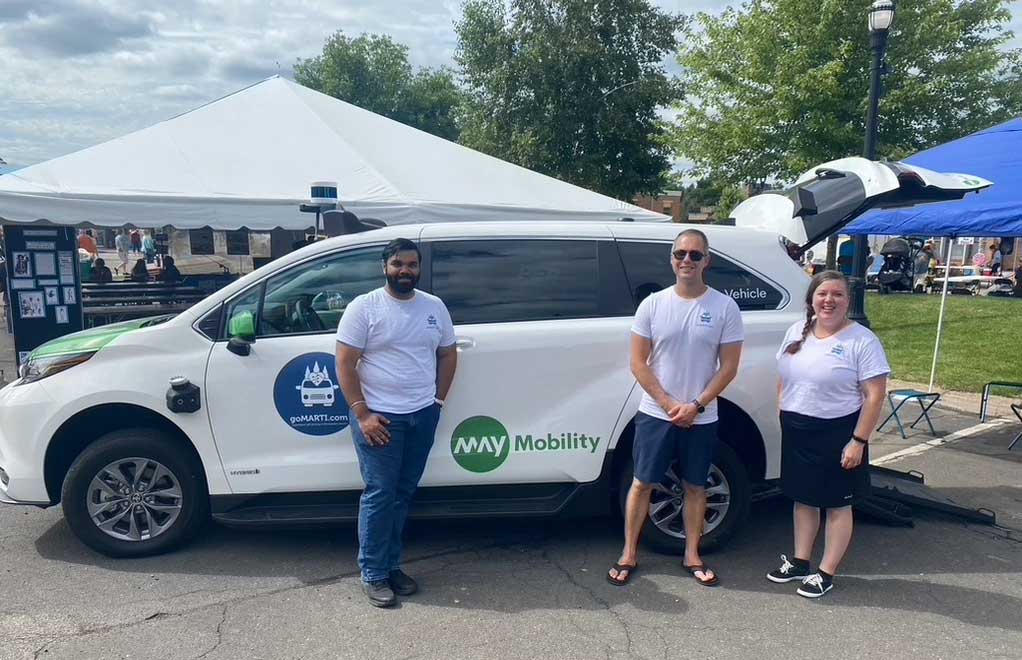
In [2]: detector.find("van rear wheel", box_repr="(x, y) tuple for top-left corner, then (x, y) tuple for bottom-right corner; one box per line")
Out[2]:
(617, 441), (750, 554)
(62, 428), (209, 558)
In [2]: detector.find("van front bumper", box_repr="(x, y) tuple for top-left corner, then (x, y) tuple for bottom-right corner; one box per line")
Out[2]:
(0, 381), (57, 505)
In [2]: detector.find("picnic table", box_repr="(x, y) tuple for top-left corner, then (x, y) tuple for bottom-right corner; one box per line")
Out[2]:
(82, 281), (209, 326)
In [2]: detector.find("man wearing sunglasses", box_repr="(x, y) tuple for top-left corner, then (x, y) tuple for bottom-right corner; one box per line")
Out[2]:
(607, 229), (744, 588)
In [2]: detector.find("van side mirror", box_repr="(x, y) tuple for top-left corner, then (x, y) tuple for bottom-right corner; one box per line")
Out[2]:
(226, 311), (256, 356)
(227, 336), (252, 356)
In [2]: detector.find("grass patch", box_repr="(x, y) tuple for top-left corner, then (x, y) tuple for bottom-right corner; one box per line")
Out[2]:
(868, 292), (1022, 393)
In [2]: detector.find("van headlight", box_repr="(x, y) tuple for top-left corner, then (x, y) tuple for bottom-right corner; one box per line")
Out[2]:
(16, 351), (96, 386)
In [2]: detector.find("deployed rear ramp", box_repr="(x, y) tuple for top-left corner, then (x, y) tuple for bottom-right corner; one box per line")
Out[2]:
(861, 466), (997, 526)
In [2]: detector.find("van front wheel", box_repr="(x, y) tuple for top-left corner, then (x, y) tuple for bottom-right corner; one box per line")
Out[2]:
(617, 441), (751, 554)
(61, 428), (210, 558)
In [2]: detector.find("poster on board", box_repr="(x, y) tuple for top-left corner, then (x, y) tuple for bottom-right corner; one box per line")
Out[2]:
(3, 226), (85, 367)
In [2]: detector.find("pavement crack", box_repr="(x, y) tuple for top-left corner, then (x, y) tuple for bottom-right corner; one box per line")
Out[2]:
(194, 604), (229, 660)
(19, 537), (534, 655)
(542, 548), (649, 660)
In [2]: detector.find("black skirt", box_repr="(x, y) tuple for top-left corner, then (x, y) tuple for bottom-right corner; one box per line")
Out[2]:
(780, 409), (869, 508)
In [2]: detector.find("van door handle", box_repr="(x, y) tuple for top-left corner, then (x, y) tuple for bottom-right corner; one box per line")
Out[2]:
(455, 337), (476, 350)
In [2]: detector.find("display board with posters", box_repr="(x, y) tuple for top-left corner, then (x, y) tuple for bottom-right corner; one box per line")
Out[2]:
(2, 226), (84, 367)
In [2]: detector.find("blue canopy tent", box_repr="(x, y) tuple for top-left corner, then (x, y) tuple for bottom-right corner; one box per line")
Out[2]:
(846, 118), (1022, 390)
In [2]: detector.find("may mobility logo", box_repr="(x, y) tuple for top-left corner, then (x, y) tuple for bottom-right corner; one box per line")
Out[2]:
(450, 416), (600, 473)
(273, 352), (349, 436)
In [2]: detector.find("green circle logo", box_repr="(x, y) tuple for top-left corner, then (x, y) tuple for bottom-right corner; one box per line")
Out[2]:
(451, 416), (511, 473)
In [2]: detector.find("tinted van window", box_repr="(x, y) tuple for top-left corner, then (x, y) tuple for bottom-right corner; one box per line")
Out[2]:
(617, 241), (784, 310)
(431, 240), (600, 324)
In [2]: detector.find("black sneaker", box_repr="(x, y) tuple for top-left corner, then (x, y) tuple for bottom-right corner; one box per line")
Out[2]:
(388, 569), (418, 596)
(796, 573), (833, 599)
(362, 579), (397, 607)
(766, 554), (811, 583)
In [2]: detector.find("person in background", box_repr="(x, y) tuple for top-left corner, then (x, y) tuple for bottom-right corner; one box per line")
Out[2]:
(143, 231), (157, 264)
(990, 242), (1003, 275)
(130, 228), (142, 254)
(91, 258), (113, 283)
(130, 258), (150, 283)
(78, 230), (99, 259)
(115, 229), (132, 274)
(157, 255), (182, 283)
(766, 271), (889, 598)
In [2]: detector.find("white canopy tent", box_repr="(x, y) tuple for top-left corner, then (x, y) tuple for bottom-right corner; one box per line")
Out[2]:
(0, 76), (666, 230)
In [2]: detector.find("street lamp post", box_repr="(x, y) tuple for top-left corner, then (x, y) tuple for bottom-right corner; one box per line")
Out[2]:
(849, 0), (895, 328)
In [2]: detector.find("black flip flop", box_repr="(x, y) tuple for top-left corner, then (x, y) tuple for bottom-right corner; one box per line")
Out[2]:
(683, 563), (719, 587)
(606, 562), (638, 586)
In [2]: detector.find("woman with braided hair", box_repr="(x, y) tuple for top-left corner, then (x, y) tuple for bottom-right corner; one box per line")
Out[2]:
(765, 271), (890, 598)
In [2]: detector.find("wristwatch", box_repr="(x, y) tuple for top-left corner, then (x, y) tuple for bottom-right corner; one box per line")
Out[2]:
(691, 399), (705, 414)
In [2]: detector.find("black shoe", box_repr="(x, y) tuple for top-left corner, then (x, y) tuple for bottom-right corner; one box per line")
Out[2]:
(766, 554), (811, 583)
(796, 573), (833, 599)
(388, 569), (418, 596)
(362, 579), (397, 607)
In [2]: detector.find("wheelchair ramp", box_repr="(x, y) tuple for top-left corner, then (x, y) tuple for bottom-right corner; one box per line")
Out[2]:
(863, 466), (997, 525)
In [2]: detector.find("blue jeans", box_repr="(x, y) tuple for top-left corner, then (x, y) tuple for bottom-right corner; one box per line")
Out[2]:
(350, 403), (440, 583)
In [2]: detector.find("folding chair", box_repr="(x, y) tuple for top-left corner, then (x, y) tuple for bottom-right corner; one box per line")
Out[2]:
(1010, 403), (1022, 451)
(877, 389), (941, 439)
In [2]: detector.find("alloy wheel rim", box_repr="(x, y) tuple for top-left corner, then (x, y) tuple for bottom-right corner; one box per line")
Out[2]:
(86, 457), (183, 542)
(648, 463), (731, 539)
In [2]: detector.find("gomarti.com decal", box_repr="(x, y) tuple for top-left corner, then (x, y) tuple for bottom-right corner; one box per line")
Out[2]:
(273, 352), (349, 436)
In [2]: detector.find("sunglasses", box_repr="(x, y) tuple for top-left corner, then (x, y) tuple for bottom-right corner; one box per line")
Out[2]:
(671, 249), (706, 262)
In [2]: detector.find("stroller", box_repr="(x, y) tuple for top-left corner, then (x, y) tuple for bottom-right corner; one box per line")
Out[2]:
(876, 237), (927, 294)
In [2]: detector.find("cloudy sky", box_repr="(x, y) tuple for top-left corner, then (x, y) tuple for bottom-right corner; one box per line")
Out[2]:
(0, 0), (1019, 170)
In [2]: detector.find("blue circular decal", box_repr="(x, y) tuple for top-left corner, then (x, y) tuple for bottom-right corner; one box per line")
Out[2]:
(273, 352), (349, 436)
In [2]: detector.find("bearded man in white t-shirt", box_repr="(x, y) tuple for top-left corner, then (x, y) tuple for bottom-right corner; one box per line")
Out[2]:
(336, 238), (458, 608)
(607, 229), (744, 588)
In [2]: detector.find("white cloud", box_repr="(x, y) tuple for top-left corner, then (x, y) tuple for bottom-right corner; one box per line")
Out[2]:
(0, 0), (1017, 168)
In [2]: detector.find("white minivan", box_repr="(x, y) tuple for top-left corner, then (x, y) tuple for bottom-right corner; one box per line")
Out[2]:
(0, 158), (988, 557)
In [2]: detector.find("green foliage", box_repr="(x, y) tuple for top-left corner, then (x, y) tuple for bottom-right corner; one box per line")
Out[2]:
(294, 32), (463, 141)
(683, 178), (726, 212)
(714, 185), (748, 222)
(455, 0), (686, 199)
(673, 0), (1022, 184)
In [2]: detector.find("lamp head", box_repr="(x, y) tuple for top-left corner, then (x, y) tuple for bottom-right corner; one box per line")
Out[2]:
(869, 0), (895, 33)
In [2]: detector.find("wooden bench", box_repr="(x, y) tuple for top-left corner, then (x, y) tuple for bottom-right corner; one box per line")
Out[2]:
(82, 281), (209, 327)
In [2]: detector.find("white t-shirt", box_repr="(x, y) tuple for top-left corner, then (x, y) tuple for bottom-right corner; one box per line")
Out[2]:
(632, 287), (744, 424)
(777, 321), (891, 419)
(336, 287), (456, 414)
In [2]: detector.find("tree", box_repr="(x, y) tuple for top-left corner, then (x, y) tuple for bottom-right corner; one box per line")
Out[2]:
(294, 32), (462, 141)
(684, 178), (726, 212)
(672, 0), (1022, 185)
(714, 185), (748, 222)
(455, 0), (685, 200)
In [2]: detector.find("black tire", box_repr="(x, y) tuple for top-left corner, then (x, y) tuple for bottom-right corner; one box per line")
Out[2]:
(61, 428), (210, 558)
(617, 441), (751, 554)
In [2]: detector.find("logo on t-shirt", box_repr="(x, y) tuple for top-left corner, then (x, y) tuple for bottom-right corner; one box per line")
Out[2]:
(273, 352), (350, 436)
(698, 311), (713, 326)
(830, 344), (846, 357)
(426, 314), (439, 330)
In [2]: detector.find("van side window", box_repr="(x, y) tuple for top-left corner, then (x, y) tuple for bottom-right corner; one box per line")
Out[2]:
(617, 241), (784, 311)
(258, 247), (382, 336)
(431, 240), (600, 324)
(220, 247), (382, 339)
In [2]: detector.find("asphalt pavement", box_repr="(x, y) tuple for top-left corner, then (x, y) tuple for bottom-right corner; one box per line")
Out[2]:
(2, 405), (1021, 660)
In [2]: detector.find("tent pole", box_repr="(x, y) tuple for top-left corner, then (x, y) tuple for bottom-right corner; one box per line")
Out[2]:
(928, 239), (954, 392)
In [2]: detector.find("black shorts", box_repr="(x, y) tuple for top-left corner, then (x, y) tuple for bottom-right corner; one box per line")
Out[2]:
(632, 412), (719, 487)
(780, 409), (869, 508)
